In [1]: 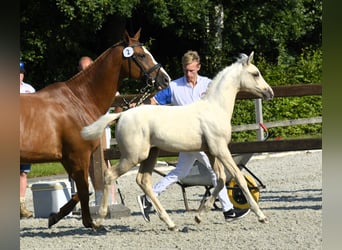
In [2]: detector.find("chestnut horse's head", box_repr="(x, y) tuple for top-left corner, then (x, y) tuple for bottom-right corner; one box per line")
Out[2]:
(121, 29), (170, 90)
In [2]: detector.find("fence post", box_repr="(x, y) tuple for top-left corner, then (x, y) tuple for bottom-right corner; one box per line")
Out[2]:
(254, 99), (264, 141)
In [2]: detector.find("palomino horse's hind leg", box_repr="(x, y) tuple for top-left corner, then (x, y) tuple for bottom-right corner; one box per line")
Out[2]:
(218, 150), (268, 223)
(48, 194), (79, 228)
(95, 167), (113, 227)
(195, 156), (226, 223)
(136, 147), (177, 231)
(95, 159), (138, 227)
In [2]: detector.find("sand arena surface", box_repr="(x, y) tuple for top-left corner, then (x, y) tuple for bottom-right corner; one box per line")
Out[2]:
(20, 150), (322, 250)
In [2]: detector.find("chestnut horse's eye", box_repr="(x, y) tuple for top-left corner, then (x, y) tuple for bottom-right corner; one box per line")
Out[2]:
(137, 54), (146, 59)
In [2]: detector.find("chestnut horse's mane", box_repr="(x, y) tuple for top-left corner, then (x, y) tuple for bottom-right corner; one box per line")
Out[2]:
(67, 40), (125, 82)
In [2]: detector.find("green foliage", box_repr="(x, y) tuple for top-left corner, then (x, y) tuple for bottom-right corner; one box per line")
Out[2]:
(257, 47), (322, 85)
(20, 0), (321, 89)
(222, 0), (321, 58)
(20, 0), (139, 88)
(56, 0), (138, 26)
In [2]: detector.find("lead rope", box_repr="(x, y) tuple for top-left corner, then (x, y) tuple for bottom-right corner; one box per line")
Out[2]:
(121, 83), (155, 110)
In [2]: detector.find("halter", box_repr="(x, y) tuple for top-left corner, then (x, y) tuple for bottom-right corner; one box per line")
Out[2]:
(121, 42), (163, 109)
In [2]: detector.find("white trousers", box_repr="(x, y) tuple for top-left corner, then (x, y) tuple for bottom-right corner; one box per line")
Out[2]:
(152, 151), (233, 212)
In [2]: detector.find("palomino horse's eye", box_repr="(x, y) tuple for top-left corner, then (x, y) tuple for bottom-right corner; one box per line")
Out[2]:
(252, 72), (260, 77)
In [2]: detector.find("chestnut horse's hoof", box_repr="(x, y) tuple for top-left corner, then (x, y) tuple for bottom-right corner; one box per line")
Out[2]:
(48, 213), (58, 228)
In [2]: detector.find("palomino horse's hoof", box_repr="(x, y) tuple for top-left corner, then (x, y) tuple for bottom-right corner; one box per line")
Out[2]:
(48, 213), (58, 228)
(92, 223), (107, 232)
(168, 226), (179, 232)
(194, 215), (202, 224)
(258, 217), (269, 224)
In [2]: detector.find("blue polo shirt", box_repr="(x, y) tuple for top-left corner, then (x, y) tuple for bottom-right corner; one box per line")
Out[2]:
(153, 75), (211, 106)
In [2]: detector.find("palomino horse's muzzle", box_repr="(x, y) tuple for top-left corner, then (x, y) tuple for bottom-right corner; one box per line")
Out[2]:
(262, 87), (274, 100)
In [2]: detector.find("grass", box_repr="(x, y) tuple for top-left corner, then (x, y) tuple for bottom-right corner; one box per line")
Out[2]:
(27, 157), (178, 178)
(27, 162), (66, 178)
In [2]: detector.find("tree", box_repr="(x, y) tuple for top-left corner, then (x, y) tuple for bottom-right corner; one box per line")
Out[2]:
(20, 0), (138, 89)
(20, 0), (322, 90)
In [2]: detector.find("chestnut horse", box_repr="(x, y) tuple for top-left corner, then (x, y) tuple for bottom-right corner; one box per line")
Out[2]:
(81, 52), (273, 230)
(20, 29), (170, 229)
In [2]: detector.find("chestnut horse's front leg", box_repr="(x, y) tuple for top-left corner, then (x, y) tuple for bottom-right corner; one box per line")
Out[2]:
(72, 169), (95, 229)
(48, 194), (79, 228)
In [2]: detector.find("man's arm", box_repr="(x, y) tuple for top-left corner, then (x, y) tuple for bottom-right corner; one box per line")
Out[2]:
(150, 97), (159, 105)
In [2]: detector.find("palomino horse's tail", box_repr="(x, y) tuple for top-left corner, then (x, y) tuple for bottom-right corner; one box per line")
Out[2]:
(81, 113), (121, 140)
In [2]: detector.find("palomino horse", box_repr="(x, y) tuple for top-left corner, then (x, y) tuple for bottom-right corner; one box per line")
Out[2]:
(20, 29), (170, 229)
(81, 52), (274, 230)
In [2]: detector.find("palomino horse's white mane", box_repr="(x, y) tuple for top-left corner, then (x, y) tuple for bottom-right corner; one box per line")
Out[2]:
(202, 53), (250, 101)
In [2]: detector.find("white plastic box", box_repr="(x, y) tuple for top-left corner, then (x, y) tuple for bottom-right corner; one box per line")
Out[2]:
(31, 181), (71, 218)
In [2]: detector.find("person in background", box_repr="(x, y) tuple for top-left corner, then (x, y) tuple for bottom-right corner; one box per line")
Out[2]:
(20, 61), (35, 218)
(137, 50), (250, 222)
(78, 56), (93, 71)
(78, 56), (118, 205)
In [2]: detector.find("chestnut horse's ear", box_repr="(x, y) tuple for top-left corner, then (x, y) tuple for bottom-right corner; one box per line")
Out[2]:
(247, 51), (254, 64)
(133, 28), (141, 40)
(123, 28), (141, 44)
(123, 30), (130, 43)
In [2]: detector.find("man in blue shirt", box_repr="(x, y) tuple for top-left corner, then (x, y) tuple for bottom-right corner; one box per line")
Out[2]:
(137, 51), (250, 222)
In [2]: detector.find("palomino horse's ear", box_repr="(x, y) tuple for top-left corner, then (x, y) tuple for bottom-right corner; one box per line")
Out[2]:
(247, 51), (254, 64)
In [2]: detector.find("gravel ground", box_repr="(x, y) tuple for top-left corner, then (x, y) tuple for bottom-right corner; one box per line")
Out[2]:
(20, 150), (322, 250)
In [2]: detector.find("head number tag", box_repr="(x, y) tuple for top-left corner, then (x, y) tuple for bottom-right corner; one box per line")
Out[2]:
(123, 47), (134, 58)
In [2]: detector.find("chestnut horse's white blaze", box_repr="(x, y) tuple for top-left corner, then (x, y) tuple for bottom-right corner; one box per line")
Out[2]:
(82, 52), (274, 230)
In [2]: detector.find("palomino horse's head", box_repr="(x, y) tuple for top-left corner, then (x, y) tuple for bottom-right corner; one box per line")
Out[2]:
(121, 29), (170, 90)
(239, 52), (274, 100)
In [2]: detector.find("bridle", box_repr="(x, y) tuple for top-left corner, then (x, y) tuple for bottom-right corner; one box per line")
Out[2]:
(121, 42), (163, 109)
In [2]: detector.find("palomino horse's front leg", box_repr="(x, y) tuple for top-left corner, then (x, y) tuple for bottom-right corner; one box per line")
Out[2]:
(136, 147), (177, 231)
(218, 149), (268, 223)
(195, 155), (226, 223)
